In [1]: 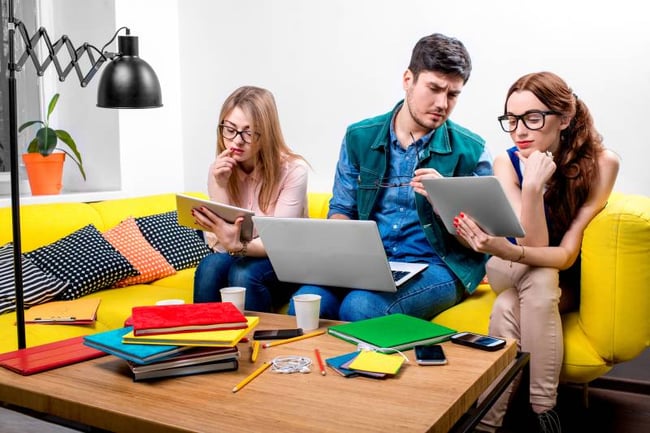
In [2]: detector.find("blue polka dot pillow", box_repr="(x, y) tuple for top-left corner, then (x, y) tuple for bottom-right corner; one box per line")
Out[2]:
(135, 211), (211, 270)
(0, 243), (71, 315)
(25, 225), (138, 300)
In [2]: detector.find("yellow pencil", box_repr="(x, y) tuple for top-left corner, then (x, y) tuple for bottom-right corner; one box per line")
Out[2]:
(250, 340), (260, 363)
(232, 362), (271, 393)
(262, 330), (326, 348)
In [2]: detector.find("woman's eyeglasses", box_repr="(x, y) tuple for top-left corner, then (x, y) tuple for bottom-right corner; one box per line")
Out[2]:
(218, 124), (260, 144)
(497, 110), (561, 133)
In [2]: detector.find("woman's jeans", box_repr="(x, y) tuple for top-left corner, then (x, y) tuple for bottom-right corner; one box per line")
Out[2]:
(193, 252), (294, 312)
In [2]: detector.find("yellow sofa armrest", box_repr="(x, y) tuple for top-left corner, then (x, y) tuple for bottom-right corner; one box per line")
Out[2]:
(579, 192), (650, 363)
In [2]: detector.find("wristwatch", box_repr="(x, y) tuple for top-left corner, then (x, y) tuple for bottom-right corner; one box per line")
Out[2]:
(228, 240), (248, 257)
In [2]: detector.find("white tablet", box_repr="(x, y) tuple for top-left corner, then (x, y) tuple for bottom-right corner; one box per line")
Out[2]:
(175, 193), (255, 241)
(421, 176), (525, 238)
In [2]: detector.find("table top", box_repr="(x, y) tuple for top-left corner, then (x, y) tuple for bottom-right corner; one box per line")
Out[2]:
(0, 312), (516, 433)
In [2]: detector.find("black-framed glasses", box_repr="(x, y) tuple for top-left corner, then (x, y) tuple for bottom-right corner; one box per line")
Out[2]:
(218, 124), (260, 144)
(497, 110), (561, 133)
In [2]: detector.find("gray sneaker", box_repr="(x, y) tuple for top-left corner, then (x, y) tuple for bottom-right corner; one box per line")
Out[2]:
(537, 409), (561, 433)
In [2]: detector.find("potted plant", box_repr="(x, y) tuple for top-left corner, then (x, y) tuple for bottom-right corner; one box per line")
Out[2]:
(19, 93), (86, 195)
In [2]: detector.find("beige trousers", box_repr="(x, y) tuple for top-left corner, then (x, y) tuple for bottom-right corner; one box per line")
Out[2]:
(478, 256), (563, 430)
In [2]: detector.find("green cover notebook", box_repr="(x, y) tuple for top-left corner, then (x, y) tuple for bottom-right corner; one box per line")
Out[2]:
(327, 313), (456, 352)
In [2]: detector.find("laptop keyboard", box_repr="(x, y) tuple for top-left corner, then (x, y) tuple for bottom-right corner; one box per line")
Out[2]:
(391, 270), (409, 282)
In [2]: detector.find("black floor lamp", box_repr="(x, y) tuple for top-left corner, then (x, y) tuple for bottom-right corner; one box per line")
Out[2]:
(7, 0), (162, 349)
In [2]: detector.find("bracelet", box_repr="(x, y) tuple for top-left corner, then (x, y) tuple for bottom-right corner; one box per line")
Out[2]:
(228, 240), (248, 257)
(513, 245), (525, 262)
(509, 245), (525, 267)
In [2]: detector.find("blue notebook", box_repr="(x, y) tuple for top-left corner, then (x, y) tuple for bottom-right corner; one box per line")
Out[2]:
(83, 327), (190, 365)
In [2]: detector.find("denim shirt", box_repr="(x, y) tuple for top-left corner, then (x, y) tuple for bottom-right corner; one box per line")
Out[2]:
(329, 104), (493, 265)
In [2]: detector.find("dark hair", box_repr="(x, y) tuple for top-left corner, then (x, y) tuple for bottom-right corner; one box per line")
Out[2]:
(408, 33), (472, 83)
(504, 71), (604, 242)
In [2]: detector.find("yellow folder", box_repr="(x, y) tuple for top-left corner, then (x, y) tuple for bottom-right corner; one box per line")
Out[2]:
(24, 298), (101, 325)
(121, 316), (259, 347)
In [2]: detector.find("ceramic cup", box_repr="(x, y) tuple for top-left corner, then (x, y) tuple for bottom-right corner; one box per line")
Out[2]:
(220, 286), (247, 313)
(293, 294), (321, 331)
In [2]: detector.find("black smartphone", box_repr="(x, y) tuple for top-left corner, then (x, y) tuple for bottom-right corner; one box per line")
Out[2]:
(450, 332), (506, 351)
(414, 344), (447, 365)
(252, 328), (303, 340)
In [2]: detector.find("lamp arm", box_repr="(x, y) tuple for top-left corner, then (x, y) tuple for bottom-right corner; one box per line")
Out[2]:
(11, 19), (132, 88)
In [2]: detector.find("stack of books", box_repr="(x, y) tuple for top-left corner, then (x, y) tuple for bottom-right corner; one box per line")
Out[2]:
(83, 302), (259, 381)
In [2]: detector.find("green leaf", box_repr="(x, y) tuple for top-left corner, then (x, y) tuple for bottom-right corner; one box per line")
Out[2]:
(36, 127), (58, 155)
(26, 137), (39, 153)
(59, 148), (86, 180)
(46, 93), (60, 124)
(18, 120), (45, 133)
(55, 130), (83, 165)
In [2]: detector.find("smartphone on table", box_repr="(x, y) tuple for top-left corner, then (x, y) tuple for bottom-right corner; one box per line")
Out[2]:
(414, 344), (447, 365)
(252, 328), (303, 340)
(450, 332), (506, 351)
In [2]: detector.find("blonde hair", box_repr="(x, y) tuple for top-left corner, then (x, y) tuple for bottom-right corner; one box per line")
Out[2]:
(216, 86), (307, 212)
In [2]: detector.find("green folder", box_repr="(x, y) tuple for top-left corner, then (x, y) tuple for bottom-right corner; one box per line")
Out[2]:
(327, 313), (456, 352)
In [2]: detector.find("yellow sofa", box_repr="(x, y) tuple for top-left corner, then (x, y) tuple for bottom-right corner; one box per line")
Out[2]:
(1, 191), (649, 388)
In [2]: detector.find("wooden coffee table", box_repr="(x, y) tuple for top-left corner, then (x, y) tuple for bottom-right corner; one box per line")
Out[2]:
(0, 312), (524, 433)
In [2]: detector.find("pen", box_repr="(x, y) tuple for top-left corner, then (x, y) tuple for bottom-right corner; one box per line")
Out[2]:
(232, 362), (271, 393)
(250, 340), (260, 363)
(314, 348), (326, 376)
(262, 330), (326, 348)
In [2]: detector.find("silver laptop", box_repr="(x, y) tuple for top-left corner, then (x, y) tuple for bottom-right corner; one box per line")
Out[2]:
(421, 176), (525, 237)
(253, 217), (428, 293)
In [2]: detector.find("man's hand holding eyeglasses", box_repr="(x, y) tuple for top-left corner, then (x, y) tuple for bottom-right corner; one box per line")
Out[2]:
(411, 167), (443, 199)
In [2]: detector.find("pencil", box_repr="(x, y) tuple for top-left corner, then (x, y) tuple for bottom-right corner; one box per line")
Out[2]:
(232, 362), (271, 393)
(314, 348), (326, 376)
(262, 330), (326, 348)
(250, 340), (260, 363)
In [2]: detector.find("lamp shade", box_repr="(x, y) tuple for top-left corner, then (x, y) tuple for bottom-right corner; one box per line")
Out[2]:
(97, 35), (162, 108)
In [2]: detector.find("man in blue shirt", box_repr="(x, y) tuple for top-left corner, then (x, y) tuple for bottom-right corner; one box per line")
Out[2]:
(290, 33), (493, 321)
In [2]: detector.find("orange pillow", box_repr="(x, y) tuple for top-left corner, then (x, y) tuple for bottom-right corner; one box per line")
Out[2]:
(102, 217), (176, 287)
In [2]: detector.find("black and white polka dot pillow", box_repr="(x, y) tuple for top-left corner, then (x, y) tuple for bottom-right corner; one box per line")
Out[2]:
(25, 225), (138, 300)
(135, 211), (211, 270)
(0, 243), (71, 314)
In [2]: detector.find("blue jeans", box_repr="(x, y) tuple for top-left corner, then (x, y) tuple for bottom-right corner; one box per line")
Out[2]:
(287, 261), (465, 321)
(193, 253), (294, 312)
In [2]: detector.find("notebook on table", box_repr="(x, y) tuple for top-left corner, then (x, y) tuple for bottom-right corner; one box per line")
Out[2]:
(253, 217), (428, 293)
(421, 176), (525, 237)
(0, 336), (107, 375)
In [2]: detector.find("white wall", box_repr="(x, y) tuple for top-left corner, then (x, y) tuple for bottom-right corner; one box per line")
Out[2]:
(176, 0), (649, 196)
(36, 0), (650, 198)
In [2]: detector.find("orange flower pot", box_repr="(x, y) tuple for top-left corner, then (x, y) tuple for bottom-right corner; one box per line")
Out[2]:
(22, 152), (65, 195)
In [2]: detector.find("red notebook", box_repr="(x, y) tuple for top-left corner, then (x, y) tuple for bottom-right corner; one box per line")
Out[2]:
(130, 302), (248, 336)
(0, 336), (107, 376)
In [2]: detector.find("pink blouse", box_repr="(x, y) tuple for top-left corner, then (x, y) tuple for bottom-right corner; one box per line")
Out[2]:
(204, 156), (309, 250)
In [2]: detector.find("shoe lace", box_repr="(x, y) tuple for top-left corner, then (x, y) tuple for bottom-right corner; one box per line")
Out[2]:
(538, 409), (561, 433)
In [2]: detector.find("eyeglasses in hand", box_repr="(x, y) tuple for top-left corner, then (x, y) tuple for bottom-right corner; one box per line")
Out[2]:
(218, 124), (260, 144)
(359, 132), (421, 189)
(497, 110), (561, 133)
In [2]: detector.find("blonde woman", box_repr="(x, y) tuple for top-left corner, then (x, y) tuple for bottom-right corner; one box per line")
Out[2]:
(193, 86), (309, 312)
